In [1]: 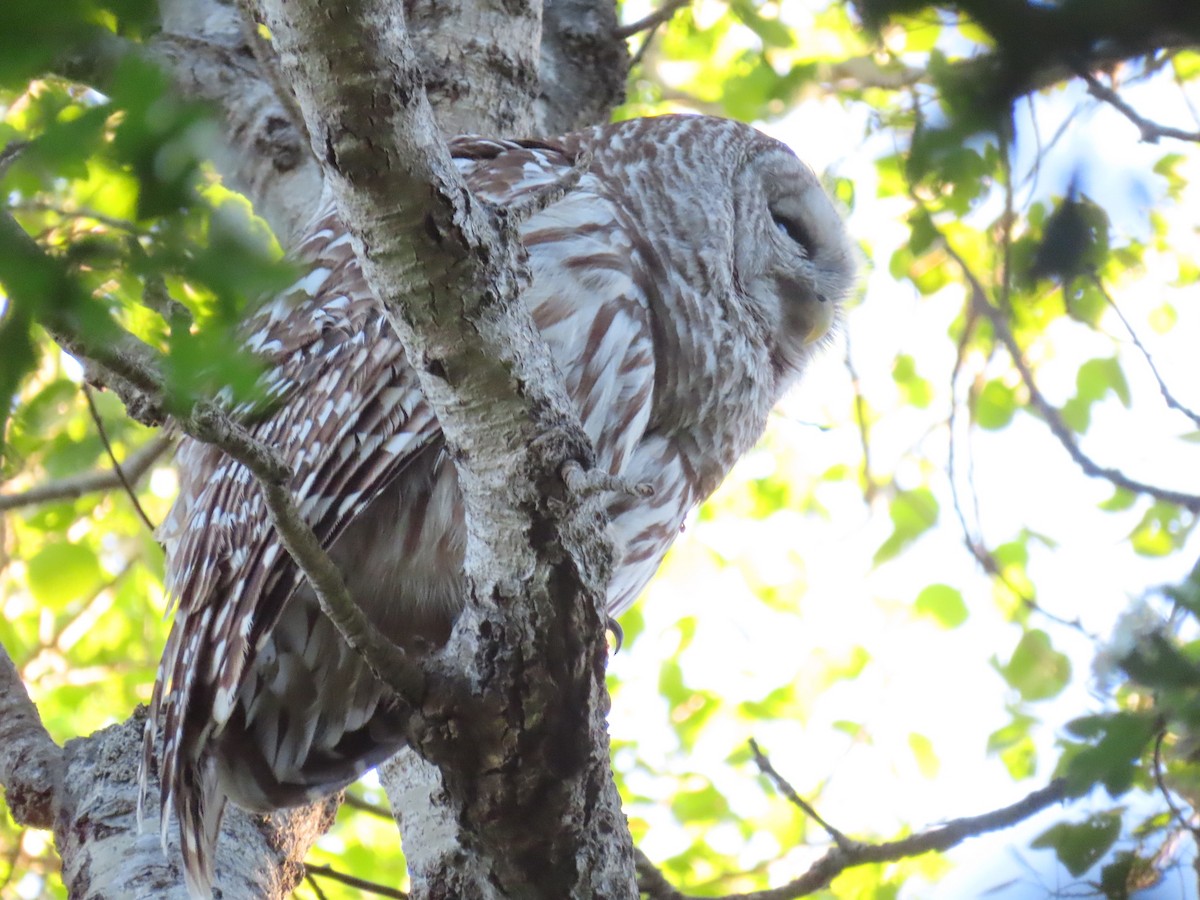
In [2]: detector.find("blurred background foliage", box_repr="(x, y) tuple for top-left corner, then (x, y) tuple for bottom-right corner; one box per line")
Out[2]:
(2, 0), (1200, 897)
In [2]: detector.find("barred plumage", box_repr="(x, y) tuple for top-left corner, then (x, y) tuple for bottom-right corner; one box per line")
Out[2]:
(144, 114), (856, 896)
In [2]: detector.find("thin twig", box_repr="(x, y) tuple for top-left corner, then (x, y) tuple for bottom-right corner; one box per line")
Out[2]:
(1080, 71), (1200, 144)
(912, 201), (1200, 512)
(0, 207), (430, 707)
(305, 864), (408, 898)
(614, 0), (692, 39)
(82, 384), (157, 531)
(635, 846), (685, 900)
(945, 151), (1091, 636)
(947, 279), (979, 526)
(842, 335), (875, 503)
(503, 150), (593, 226)
(341, 791), (394, 820)
(635, 779), (1069, 899)
(944, 309), (1083, 632)
(1091, 275), (1200, 430)
(0, 141), (27, 174)
(749, 739), (856, 852)
(976, 270), (1200, 511)
(0, 433), (173, 512)
(1153, 730), (1198, 837)
(304, 873), (330, 900)
(1173, 60), (1200, 130)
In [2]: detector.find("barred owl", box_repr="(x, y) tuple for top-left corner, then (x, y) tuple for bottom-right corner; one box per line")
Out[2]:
(145, 114), (855, 895)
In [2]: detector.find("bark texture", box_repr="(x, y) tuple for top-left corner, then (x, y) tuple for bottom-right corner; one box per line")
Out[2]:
(50, 710), (336, 900)
(148, 0), (628, 241)
(254, 0), (636, 894)
(3, 0), (635, 897)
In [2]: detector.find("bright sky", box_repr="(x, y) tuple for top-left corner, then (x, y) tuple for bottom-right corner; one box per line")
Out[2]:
(608, 7), (1200, 895)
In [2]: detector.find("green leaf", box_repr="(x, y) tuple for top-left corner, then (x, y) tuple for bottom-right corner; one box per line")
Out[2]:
(987, 710), (1038, 779)
(670, 781), (729, 825)
(913, 584), (968, 628)
(1098, 488), (1136, 512)
(27, 541), (103, 608)
(908, 210), (938, 256)
(14, 103), (113, 184)
(1031, 813), (1122, 877)
(107, 55), (212, 219)
(999, 630), (1070, 702)
(974, 379), (1016, 430)
(1077, 357), (1131, 407)
(0, 0), (96, 87)
(874, 487), (939, 565)
(1130, 502), (1190, 557)
(1119, 632), (1200, 690)
(0, 306), (38, 453)
(740, 684), (801, 720)
(908, 732), (939, 778)
(1100, 851), (1157, 899)
(892, 354), (933, 408)
(1062, 712), (1157, 797)
(730, 0), (794, 48)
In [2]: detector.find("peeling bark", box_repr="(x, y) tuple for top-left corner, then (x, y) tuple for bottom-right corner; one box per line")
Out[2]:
(540, 0), (628, 133)
(254, 0), (636, 894)
(51, 710), (336, 900)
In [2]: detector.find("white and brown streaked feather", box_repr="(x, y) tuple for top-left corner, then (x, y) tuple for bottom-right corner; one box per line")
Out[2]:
(148, 116), (855, 897)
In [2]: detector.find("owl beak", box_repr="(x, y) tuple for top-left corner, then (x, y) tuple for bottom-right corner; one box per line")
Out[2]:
(803, 296), (835, 345)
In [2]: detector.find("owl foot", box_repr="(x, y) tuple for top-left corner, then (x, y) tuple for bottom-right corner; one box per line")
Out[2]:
(607, 617), (625, 653)
(561, 460), (654, 499)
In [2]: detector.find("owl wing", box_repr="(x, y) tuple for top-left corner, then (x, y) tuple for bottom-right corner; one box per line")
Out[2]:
(147, 135), (652, 888)
(155, 137), (587, 720)
(147, 206), (445, 869)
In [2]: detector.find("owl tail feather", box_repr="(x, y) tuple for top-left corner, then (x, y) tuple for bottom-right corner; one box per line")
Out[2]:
(176, 757), (225, 900)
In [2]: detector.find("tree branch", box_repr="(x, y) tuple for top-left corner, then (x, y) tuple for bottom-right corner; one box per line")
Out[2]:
(1092, 275), (1200, 430)
(615, 0), (692, 39)
(749, 740), (856, 851)
(0, 206), (429, 711)
(857, 0), (1200, 116)
(760, 779), (1068, 899)
(0, 433), (172, 512)
(0, 642), (64, 830)
(253, 0), (634, 895)
(53, 709), (336, 898)
(539, 0), (628, 133)
(305, 864), (408, 899)
(967, 263), (1200, 512)
(906, 201), (1200, 512)
(634, 776), (1069, 899)
(1080, 70), (1200, 144)
(635, 846), (685, 900)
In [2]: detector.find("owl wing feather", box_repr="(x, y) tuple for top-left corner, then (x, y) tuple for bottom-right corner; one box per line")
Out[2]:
(147, 134), (679, 896)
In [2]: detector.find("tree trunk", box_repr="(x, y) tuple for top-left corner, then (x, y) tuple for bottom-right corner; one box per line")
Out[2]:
(3, 0), (634, 897)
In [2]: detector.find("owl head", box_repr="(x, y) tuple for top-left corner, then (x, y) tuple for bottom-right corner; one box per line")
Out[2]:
(584, 115), (857, 389)
(732, 135), (857, 382)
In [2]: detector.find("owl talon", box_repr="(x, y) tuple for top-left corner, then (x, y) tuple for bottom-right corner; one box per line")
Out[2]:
(607, 617), (624, 653)
(562, 460), (654, 499)
(506, 149), (594, 224)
